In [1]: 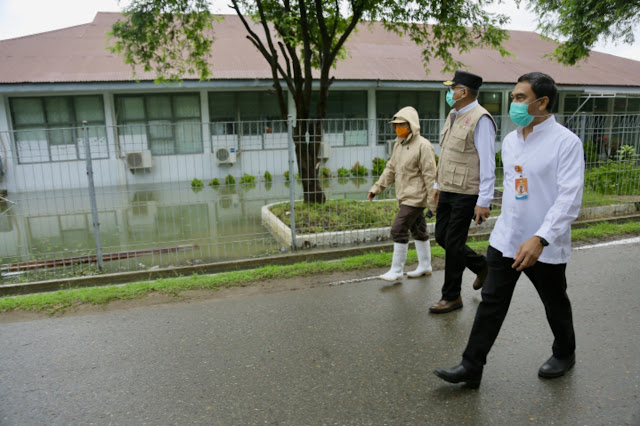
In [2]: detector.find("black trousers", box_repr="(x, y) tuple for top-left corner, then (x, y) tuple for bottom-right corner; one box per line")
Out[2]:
(461, 245), (576, 372)
(390, 204), (429, 244)
(434, 191), (486, 300)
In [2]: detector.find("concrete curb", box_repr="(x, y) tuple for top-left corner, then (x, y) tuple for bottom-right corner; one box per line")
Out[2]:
(261, 200), (497, 249)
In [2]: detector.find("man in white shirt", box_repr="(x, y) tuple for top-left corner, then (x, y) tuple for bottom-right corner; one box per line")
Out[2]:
(434, 72), (585, 388)
(430, 71), (496, 314)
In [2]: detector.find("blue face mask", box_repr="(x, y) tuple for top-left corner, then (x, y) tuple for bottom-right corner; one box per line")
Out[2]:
(509, 97), (545, 127)
(446, 89), (456, 107)
(446, 88), (465, 107)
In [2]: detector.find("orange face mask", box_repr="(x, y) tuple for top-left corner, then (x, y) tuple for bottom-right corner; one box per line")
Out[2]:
(395, 125), (411, 139)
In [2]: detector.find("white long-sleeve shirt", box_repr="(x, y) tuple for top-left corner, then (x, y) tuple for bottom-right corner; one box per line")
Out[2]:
(434, 100), (496, 207)
(489, 116), (585, 264)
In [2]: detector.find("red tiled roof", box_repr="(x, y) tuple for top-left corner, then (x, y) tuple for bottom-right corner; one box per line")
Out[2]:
(1, 12), (639, 87)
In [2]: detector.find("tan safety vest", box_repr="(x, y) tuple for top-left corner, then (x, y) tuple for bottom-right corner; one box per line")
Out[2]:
(437, 105), (496, 195)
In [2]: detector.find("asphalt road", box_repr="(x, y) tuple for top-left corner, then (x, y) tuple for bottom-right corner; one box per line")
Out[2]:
(1, 239), (639, 425)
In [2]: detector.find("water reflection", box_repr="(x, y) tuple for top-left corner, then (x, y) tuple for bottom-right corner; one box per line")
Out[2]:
(0, 178), (394, 275)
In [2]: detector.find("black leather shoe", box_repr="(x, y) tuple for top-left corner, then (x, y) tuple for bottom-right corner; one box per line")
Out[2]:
(433, 364), (482, 388)
(473, 266), (488, 290)
(538, 353), (576, 378)
(429, 297), (463, 313)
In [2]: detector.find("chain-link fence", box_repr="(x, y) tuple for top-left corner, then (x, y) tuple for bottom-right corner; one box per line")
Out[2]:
(0, 114), (638, 282)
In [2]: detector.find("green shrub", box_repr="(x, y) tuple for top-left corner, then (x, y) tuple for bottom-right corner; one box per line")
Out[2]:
(583, 140), (601, 165)
(351, 162), (368, 177)
(585, 161), (640, 195)
(208, 178), (220, 187)
(264, 171), (273, 182)
(372, 157), (387, 176)
(495, 150), (503, 169)
(284, 170), (301, 182)
(319, 167), (331, 179)
(190, 178), (203, 187)
(225, 174), (236, 185)
(337, 167), (350, 178)
(240, 174), (256, 184)
(617, 145), (636, 162)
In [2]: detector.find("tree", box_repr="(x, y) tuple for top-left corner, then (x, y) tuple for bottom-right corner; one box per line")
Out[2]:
(110, 0), (510, 204)
(524, 0), (640, 65)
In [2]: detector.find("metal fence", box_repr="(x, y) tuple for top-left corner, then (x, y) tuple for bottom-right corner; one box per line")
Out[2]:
(0, 114), (638, 282)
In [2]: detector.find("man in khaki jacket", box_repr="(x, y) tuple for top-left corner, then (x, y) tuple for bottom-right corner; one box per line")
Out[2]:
(430, 71), (497, 313)
(368, 106), (438, 282)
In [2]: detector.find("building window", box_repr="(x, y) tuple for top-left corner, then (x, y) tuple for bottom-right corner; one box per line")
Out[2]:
(479, 92), (502, 115)
(480, 91), (506, 140)
(376, 91), (440, 144)
(9, 95), (107, 163)
(115, 93), (202, 155)
(307, 91), (368, 145)
(627, 97), (640, 113)
(209, 91), (284, 136)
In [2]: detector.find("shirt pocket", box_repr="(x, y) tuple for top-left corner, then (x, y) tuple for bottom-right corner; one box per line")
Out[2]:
(447, 133), (467, 152)
(442, 160), (469, 189)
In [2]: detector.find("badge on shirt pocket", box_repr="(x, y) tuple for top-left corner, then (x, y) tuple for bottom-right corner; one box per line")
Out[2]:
(515, 177), (528, 200)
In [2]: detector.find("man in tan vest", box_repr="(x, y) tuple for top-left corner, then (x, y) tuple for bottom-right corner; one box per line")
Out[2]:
(429, 70), (497, 314)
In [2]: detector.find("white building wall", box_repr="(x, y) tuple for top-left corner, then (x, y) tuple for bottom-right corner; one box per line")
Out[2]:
(2, 85), (639, 194)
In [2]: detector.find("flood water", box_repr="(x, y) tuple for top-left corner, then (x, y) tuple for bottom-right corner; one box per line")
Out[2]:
(0, 177), (392, 278)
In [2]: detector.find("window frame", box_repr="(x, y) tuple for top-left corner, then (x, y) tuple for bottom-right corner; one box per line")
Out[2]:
(9, 95), (107, 163)
(115, 93), (203, 155)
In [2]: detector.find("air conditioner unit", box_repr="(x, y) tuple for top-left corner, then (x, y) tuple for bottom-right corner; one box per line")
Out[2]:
(215, 147), (237, 165)
(125, 150), (153, 169)
(317, 142), (331, 160)
(386, 140), (396, 158)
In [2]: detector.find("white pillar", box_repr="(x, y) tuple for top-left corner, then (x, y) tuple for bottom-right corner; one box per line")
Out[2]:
(367, 88), (376, 146)
(103, 93), (118, 158)
(200, 89), (211, 154)
(288, 91), (296, 122)
(103, 92), (128, 187)
(0, 95), (15, 193)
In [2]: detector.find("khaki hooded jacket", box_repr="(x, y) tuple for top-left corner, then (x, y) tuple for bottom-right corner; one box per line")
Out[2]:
(369, 106), (438, 211)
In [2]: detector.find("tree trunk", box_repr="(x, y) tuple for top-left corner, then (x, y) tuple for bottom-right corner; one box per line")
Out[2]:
(293, 119), (326, 204)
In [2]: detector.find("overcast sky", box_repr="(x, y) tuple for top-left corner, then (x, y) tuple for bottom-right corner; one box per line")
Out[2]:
(1, 0), (639, 62)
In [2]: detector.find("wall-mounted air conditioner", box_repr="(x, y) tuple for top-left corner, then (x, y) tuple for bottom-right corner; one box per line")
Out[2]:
(125, 150), (153, 170)
(215, 147), (237, 165)
(317, 142), (331, 160)
(386, 140), (396, 158)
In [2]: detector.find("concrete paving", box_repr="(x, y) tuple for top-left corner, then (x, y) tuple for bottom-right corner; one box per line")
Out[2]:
(1, 239), (639, 425)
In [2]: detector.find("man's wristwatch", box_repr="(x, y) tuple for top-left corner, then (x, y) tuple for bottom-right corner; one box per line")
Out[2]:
(537, 236), (549, 247)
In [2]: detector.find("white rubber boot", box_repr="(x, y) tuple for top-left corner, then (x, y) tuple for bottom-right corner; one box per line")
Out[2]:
(407, 239), (432, 278)
(379, 243), (408, 282)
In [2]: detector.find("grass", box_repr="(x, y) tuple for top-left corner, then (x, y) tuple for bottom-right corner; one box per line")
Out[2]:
(571, 220), (640, 241)
(582, 187), (631, 207)
(1, 220), (638, 315)
(269, 199), (414, 233)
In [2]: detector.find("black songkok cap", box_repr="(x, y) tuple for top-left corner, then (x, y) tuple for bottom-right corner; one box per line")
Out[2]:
(443, 70), (483, 90)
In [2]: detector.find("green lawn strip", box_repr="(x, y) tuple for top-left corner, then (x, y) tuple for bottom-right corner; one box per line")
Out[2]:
(571, 220), (640, 241)
(1, 221), (637, 314)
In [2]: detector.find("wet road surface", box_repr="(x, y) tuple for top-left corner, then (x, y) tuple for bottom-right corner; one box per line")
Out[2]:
(1, 240), (639, 425)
